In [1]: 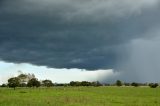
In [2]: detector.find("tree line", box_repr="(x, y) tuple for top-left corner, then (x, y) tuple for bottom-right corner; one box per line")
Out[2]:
(115, 80), (159, 88)
(0, 73), (159, 89)
(1, 73), (54, 90)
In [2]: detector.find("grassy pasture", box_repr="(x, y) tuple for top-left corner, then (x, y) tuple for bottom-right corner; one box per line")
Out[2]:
(0, 86), (159, 106)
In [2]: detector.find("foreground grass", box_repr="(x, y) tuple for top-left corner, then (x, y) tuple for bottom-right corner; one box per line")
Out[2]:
(0, 86), (159, 106)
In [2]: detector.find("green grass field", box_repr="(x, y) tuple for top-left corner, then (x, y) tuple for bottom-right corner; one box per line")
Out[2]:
(0, 86), (159, 106)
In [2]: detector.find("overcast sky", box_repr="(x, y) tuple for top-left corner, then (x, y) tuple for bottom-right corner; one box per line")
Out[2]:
(0, 0), (160, 84)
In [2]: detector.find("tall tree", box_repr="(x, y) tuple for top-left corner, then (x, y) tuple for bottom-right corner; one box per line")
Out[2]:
(17, 72), (35, 84)
(27, 78), (40, 87)
(8, 77), (20, 90)
(18, 74), (28, 84)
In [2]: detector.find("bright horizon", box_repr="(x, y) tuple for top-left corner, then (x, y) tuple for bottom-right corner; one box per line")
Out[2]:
(0, 61), (118, 84)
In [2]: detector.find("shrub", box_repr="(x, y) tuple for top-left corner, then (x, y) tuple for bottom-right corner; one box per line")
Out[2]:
(116, 80), (122, 86)
(131, 82), (139, 87)
(149, 83), (158, 88)
(1, 84), (7, 87)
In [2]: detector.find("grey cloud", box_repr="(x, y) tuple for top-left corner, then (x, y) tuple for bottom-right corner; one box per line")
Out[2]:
(0, 0), (160, 82)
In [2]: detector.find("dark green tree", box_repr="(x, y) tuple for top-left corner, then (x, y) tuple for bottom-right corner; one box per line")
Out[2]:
(27, 78), (40, 87)
(70, 81), (81, 86)
(8, 77), (20, 90)
(1, 84), (7, 87)
(131, 82), (139, 87)
(81, 81), (91, 86)
(116, 80), (122, 86)
(42, 80), (53, 87)
(149, 83), (158, 88)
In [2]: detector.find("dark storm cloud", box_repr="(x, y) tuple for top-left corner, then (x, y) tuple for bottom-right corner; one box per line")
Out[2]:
(0, 0), (160, 78)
